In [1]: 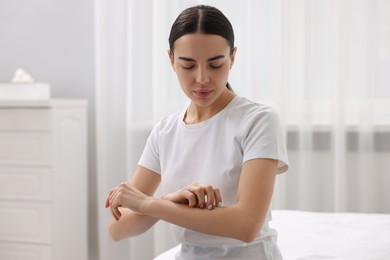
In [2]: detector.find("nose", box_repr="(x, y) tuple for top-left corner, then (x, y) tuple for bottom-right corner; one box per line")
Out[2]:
(196, 66), (209, 85)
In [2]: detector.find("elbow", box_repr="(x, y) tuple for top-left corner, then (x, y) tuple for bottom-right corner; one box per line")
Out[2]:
(108, 226), (120, 241)
(109, 232), (122, 242)
(238, 229), (260, 243)
(110, 235), (121, 242)
(236, 219), (263, 243)
(108, 221), (124, 242)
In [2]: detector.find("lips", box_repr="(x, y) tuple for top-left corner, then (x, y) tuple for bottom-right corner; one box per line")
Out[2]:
(194, 90), (213, 98)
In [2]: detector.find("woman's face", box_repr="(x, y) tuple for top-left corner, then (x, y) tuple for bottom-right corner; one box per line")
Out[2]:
(169, 33), (236, 108)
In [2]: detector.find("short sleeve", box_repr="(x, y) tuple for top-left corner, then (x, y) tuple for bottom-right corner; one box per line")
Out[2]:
(242, 107), (289, 174)
(138, 121), (162, 174)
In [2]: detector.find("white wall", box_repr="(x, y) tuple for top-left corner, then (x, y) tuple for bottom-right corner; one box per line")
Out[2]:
(0, 1), (98, 259)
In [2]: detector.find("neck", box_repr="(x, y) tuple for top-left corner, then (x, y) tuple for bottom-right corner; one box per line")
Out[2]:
(184, 89), (235, 124)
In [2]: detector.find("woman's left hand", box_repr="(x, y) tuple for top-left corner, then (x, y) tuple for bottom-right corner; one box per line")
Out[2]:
(161, 182), (222, 210)
(105, 182), (151, 221)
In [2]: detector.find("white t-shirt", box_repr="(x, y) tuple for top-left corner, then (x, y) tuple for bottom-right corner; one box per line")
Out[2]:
(139, 95), (289, 259)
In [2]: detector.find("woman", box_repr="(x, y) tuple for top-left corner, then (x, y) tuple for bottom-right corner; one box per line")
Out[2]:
(106, 5), (288, 259)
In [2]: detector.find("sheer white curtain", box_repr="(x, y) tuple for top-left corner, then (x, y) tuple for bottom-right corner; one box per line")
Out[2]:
(271, 0), (390, 213)
(96, 0), (390, 259)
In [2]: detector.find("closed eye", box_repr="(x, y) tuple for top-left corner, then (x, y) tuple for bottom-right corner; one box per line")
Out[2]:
(210, 64), (222, 69)
(181, 65), (195, 70)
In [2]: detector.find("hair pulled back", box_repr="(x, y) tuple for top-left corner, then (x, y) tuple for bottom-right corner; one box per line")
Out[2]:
(168, 5), (235, 91)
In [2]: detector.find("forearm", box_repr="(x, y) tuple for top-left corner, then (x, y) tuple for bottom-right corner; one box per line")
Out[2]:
(107, 160), (276, 242)
(141, 198), (264, 243)
(106, 166), (162, 241)
(108, 207), (159, 241)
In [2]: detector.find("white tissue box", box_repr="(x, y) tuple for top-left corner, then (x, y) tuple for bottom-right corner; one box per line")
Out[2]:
(0, 82), (51, 100)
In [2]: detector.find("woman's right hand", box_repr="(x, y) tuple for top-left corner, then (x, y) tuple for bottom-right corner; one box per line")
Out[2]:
(161, 182), (222, 210)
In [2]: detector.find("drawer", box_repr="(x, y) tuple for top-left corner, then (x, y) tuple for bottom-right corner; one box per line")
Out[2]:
(0, 167), (52, 200)
(0, 109), (51, 130)
(0, 133), (52, 165)
(0, 241), (51, 260)
(0, 201), (51, 243)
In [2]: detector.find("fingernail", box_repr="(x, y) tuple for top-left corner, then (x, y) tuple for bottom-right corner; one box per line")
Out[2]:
(218, 202), (222, 207)
(208, 205), (213, 210)
(200, 204), (204, 208)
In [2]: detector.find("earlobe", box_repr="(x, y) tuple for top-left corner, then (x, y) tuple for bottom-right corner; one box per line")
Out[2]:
(230, 47), (237, 69)
(168, 50), (175, 70)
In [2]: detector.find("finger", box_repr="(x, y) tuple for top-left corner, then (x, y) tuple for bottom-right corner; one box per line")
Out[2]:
(214, 188), (222, 207)
(110, 206), (122, 221)
(204, 185), (215, 210)
(110, 194), (122, 220)
(110, 206), (119, 221)
(105, 197), (110, 208)
(186, 191), (197, 207)
(112, 206), (122, 221)
(196, 188), (205, 208)
(109, 190), (123, 220)
(105, 187), (118, 207)
(108, 193), (120, 220)
(105, 191), (113, 208)
(189, 186), (205, 208)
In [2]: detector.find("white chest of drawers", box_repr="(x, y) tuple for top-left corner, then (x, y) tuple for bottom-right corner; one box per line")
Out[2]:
(0, 100), (88, 260)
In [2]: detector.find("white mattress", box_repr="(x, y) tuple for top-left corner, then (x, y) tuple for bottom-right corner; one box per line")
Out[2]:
(271, 210), (390, 260)
(155, 210), (390, 260)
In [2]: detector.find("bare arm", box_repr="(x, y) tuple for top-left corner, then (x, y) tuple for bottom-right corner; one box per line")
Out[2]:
(105, 166), (161, 241)
(108, 158), (277, 243)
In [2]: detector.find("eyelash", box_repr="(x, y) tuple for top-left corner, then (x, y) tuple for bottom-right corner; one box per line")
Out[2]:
(181, 64), (222, 70)
(210, 64), (222, 69)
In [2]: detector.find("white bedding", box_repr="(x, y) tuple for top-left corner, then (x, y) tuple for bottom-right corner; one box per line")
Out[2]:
(271, 210), (390, 260)
(155, 210), (390, 259)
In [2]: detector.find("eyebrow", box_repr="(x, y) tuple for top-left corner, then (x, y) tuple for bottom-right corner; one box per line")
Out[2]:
(178, 55), (225, 62)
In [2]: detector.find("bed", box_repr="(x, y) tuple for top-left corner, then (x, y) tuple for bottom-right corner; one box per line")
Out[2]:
(154, 210), (390, 259)
(270, 210), (390, 260)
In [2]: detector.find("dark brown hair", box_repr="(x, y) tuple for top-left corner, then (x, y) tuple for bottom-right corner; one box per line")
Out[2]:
(169, 5), (235, 91)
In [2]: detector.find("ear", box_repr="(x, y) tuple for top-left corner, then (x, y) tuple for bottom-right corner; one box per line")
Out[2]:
(168, 50), (175, 70)
(230, 47), (237, 69)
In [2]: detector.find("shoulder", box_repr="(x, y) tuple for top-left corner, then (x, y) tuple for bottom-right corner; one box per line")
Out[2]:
(150, 110), (183, 135)
(229, 96), (280, 125)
